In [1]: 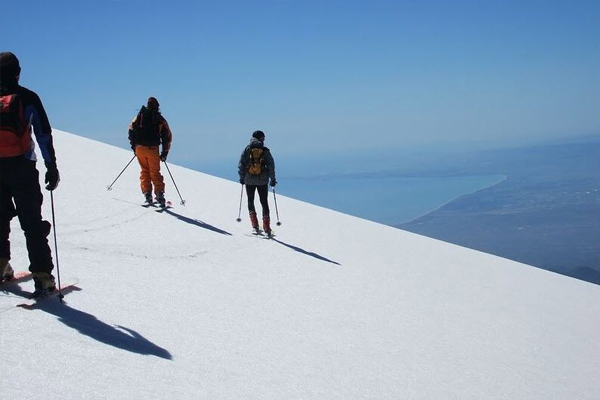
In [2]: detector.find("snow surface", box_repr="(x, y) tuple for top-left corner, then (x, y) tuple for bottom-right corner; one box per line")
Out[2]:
(1, 130), (599, 400)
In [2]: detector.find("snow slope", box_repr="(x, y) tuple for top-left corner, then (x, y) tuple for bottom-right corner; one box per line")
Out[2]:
(1, 130), (598, 400)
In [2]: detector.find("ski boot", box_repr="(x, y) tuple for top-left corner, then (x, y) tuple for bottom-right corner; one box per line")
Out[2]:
(31, 272), (56, 299)
(250, 211), (260, 234)
(144, 192), (153, 205)
(156, 191), (166, 208)
(263, 216), (273, 237)
(0, 258), (14, 282)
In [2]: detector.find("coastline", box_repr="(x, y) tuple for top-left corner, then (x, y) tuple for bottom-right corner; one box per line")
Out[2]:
(399, 174), (508, 225)
(272, 173), (509, 226)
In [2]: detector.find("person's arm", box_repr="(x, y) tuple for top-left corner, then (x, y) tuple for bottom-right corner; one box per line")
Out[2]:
(264, 149), (276, 186)
(238, 147), (249, 183)
(25, 93), (55, 164)
(159, 117), (172, 160)
(24, 92), (59, 190)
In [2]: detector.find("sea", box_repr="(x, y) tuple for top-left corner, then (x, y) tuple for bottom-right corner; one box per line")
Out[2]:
(276, 174), (505, 225)
(186, 138), (599, 284)
(194, 153), (505, 226)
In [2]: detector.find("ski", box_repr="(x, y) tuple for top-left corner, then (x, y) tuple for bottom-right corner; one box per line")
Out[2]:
(0, 272), (33, 305)
(17, 278), (80, 309)
(245, 230), (275, 239)
(0, 271), (32, 285)
(142, 200), (172, 210)
(155, 202), (173, 212)
(0, 276), (79, 313)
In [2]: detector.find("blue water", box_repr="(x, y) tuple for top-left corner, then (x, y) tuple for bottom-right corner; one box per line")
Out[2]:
(188, 155), (505, 226)
(277, 174), (506, 225)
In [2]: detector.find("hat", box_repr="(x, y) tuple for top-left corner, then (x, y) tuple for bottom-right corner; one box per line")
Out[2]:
(147, 97), (160, 110)
(0, 52), (21, 82)
(252, 130), (265, 139)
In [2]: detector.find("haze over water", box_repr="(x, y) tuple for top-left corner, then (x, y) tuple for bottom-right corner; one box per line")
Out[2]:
(278, 174), (506, 225)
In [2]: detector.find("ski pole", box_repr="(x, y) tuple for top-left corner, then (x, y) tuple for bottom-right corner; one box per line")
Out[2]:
(163, 161), (186, 205)
(49, 191), (64, 303)
(272, 187), (282, 226)
(106, 155), (136, 191)
(236, 184), (244, 222)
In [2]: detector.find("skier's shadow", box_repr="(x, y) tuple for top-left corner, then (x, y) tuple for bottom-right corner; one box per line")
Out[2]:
(161, 208), (231, 236)
(35, 298), (172, 360)
(271, 238), (340, 265)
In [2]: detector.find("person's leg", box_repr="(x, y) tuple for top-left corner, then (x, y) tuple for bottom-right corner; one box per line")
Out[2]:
(246, 185), (259, 229)
(135, 146), (153, 196)
(0, 172), (15, 280)
(257, 185), (271, 233)
(11, 160), (54, 275)
(146, 147), (165, 194)
(0, 163), (16, 262)
(257, 184), (270, 218)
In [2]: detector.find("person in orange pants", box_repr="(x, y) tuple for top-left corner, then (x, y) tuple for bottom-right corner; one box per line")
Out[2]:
(135, 144), (164, 194)
(128, 97), (172, 206)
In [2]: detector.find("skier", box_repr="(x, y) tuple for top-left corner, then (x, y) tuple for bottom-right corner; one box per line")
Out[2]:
(128, 97), (172, 207)
(0, 52), (60, 297)
(238, 130), (277, 235)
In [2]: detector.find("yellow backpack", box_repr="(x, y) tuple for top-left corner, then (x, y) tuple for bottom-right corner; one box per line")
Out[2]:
(248, 147), (264, 175)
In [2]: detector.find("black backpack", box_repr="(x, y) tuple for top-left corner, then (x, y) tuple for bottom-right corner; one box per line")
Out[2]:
(133, 106), (160, 146)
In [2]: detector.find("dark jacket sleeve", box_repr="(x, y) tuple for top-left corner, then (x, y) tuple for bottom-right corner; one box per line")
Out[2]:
(263, 148), (276, 182)
(159, 116), (173, 154)
(21, 87), (56, 164)
(238, 146), (249, 181)
(128, 113), (139, 149)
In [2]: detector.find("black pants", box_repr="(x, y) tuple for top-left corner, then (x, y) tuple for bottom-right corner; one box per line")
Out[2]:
(246, 184), (269, 218)
(0, 157), (53, 273)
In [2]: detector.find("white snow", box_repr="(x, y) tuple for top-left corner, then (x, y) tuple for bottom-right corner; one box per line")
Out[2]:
(1, 130), (598, 400)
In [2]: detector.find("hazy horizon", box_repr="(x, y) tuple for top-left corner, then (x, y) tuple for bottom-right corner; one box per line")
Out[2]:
(2, 0), (598, 165)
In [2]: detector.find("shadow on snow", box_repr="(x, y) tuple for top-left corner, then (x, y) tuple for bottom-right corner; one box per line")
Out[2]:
(271, 238), (341, 265)
(2, 283), (172, 360)
(39, 298), (173, 360)
(160, 208), (232, 236)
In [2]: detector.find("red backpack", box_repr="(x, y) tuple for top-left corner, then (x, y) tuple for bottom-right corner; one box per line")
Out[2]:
(0, 93), (32, 157)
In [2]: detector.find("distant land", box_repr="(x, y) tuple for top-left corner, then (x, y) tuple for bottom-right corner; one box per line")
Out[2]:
(193, 136), (599, 284)
(399, 136), (600, 285)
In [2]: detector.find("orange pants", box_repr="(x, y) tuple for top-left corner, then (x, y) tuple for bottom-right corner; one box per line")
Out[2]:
(135, 145), (165, 194)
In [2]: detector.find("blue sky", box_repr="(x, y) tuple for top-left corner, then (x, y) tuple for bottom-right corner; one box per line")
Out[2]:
(2, 0), (598, 171)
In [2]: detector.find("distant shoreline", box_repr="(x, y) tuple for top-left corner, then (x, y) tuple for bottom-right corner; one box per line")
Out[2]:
(398, 138), (600, 284)
(399, 174), (508, 225)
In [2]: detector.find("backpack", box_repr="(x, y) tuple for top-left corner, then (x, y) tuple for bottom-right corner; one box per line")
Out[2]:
(133, 105), (160, 146)
(0, 93), (32, 157)
(247, 147), (264, 175)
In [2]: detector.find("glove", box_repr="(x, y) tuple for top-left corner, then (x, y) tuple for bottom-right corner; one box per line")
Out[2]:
(239, 178), (245, 184)
(44, 162), (60, 191)
(160, 151), (168, 162)
(270, 179), (277, 187)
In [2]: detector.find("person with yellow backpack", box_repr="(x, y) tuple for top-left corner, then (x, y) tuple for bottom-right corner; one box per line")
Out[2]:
(238, 130), (277, 235)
